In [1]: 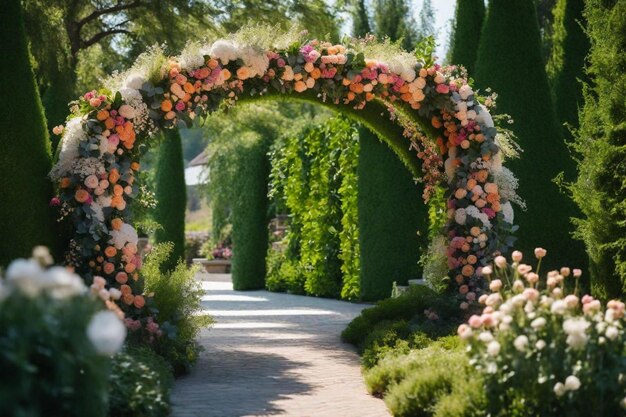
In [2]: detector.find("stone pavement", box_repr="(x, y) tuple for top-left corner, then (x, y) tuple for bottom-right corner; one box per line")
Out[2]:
(171, 272), (390, 417)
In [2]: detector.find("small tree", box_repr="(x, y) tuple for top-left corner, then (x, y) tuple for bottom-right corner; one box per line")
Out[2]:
(0, 0), (58, 266)
(154, 128), (187, 272)
(571, 0), (626, 299)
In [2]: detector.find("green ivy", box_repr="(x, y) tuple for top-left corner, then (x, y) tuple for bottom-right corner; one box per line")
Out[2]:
(268, 115), (361, 299)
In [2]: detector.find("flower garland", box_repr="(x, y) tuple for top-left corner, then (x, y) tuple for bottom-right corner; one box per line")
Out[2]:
(50, 33), (519, 324)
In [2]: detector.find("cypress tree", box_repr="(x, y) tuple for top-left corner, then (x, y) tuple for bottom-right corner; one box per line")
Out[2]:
(352, 0), (371, 37)
(571, 0), (626, 299)
(474, 0), (585, 270)
(0, 0), (58, 266)
(358, 128), (424, 301)
(154, 128), (187, 272)
(546, 0), (589, 134)
(230, 134), (271, 290)
(450, 0), (486, 74)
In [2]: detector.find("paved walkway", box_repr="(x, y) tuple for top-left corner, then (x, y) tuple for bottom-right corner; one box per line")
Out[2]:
(171, 272), (389, 417)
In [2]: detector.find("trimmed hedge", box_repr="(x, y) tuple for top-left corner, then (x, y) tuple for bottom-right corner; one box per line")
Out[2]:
(450, 0), (486, 74)
(154, 128), (187, 272)
(571, 0), (626, 299)
(0, 0), (58, 267)
(358, 127), (427, 301)
(547, 0), (589, 135)
(474, 0), (584, 271)
(231, 133), (271, 290)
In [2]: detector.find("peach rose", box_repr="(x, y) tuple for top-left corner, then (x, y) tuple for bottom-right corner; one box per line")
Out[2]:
(113, 184), (124, 196)
(109, 169), (120, 184)
(124, 262), (136, 273)
(60, 177), (71, 188)
(103, 262), (115, 275)
(294, 80), (307, 93)
(111, 218), (123, 230)
(133, 295), (146, 309)
(122, 293), (135, 306)
(115, 272), (128, 284)
(462, 264), (475, 277)
(75, 189), (90, 203)
(120, 284), (132, 295)
(236, 66), (251, 80)
(104, 246), (117, 258)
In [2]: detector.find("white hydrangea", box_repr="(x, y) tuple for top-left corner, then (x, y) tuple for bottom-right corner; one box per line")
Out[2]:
(455, 208), (467, 225)
(50, 117), (86, 180)
(179, 42), (205, 71)
(90, 201), (105, 223)
(514, 335), (529, 352)
(475, 104), (494, 128)
(466, 205), (492, 229)
(501, 201), (514, 224)
(209, 39), (239, 64)
(123, 73), (146, 90)
(86, 311), (127, 355)
(109, 223), (139, 249)
(239, 45), (270, 77)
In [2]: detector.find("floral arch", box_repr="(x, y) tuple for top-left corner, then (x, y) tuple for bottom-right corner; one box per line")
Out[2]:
(49, 30), (518, 320)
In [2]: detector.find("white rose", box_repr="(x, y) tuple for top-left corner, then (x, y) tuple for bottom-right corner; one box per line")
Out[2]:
(553, 382), (566, 397)
(5, 258), (44, 297)
(606, 326), (619, 341)
(535, 340), (546, 350)
(531, 317), (547, 329)
(565, 375), (581, 391)
(459, 84), (473, 100)
(43, 266), (86, 299)
(514, 335), (529, 352)
(118, 104), (136, 119)
(123, 73), (146, 90)
(487, 341), (501, 357)
(86, 311), (127, 355)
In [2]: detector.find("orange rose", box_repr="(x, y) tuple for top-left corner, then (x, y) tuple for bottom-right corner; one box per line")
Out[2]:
(183, 82), (196, 94)
(75, 189), (90, 203)
(122, 293), (135, 306)
(470, 226), (481, 237)
(113, 184), (124, 196)
(104, 246), (117, 258)
(103, 262), (115, 275)
(97, 109), (109, 121)
(467, 255), (478, 265)
(431, 116), (442, 129)
(60, 177), (71, 188)
(120, 284), (132, 295)
(109, 168), (120, 184)
(111, 218), (123, 230)
(124, 262), (136, 273)
(462, 264), (475, 277)
(115, 272), (128, 284)
(130, 162), (140, 171)
(294, 80), (307, 93)
(161, 100), (173, 112)
(133, 295), (145, 309)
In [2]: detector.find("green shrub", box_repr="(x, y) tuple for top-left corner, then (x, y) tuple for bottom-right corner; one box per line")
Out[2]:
(0, 0), (58, 267)
(141, 243), (213, 375)
(154, 128), (187, 272)
(357, 127), (428, 301)
(342, 285), (458, 347)
(474, 0), (585, 270)
(265, 247), (288, 292)
(108, 347), (173, 417)
(571, 0), (626, 299)
(360, 320), (413, 368)
(184, 231), (209, 266)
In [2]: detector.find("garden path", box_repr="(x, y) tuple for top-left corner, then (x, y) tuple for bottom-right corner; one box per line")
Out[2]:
(171, 272), (390, 417)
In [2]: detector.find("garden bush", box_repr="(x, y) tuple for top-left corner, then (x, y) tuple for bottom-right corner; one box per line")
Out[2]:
(341, 285), (459, 347)
(108, 346), (173, 417)
(459, 249), (626, 416)
(0, 248), (126, 417)
(141, 243), (213, 375)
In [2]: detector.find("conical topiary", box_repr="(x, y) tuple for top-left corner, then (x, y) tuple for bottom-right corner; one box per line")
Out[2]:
(0, 0), (58, 266)
(450, 0), (485, 74)
(474, 0), (585, 270)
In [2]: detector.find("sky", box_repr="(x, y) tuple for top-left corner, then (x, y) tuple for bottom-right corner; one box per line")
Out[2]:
(413, 0), (457, 61)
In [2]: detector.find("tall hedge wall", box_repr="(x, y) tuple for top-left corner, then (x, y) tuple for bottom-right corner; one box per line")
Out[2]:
(0, 0), (58, 266)
(474, 0), (585, 270)
(571, 0), (626, 299)
(154, 128), (187, 272)
(358, 128), (425, 301)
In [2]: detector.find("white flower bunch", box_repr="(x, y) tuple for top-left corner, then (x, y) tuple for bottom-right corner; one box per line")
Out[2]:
(49, 117), (86, 180)
(3, 247), (86, 299)
(459, 248), (626, 415)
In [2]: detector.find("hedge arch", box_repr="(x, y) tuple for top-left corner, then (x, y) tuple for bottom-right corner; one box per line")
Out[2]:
(50, 30), (518, 322)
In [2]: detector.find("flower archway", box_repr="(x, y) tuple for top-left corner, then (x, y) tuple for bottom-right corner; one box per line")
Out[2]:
(50, 30), (518, 321)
